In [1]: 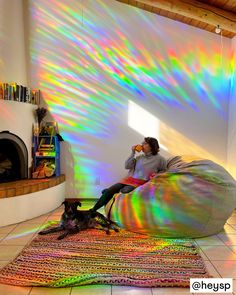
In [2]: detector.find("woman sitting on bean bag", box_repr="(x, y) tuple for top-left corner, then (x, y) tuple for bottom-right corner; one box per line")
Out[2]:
(89, 137), (167, 213)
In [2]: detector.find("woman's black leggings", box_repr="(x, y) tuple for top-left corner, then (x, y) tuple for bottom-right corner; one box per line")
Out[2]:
(92, 183), (135, 211)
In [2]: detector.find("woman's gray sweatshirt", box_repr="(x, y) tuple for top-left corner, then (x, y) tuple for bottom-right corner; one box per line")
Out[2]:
(125, 151), (167, 180)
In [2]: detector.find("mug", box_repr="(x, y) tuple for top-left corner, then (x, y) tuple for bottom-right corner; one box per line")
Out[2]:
(135, 144), (143, 152)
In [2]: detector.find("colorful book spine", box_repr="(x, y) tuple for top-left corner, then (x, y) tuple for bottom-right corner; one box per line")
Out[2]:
(35, 151), (56, 157)
(15, 84), (20, 101)
(3, 83), (8, 100)
(26, 87), (31, 103)
(11, 83), (17, 101)
(0, 83), (3, 99)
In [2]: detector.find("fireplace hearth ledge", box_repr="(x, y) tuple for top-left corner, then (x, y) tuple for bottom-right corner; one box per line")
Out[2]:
(0, 176), (65, 227)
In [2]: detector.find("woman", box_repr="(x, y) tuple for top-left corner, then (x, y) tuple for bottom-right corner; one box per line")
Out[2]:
(90, 137), (167, 212)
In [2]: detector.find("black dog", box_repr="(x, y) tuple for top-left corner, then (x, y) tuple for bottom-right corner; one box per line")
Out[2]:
(38, 201), (119, 240)
(38, 201), (82, 240)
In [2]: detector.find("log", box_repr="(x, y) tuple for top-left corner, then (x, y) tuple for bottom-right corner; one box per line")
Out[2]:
(115, 0), (236, 34)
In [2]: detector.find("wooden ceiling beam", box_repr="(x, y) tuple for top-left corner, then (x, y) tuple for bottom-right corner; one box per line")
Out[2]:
(115, 0), (236, 34)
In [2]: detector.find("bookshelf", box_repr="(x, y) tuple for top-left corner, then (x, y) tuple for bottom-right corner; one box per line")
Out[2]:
(0, 82), (40, 105)
(32, 134), (60, 178)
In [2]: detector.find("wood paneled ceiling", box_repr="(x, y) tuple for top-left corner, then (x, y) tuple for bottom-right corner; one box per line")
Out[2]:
(115, 0), (236, 38)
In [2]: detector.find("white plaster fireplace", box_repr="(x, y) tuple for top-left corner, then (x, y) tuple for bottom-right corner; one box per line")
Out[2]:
(0, 100), (65, 226)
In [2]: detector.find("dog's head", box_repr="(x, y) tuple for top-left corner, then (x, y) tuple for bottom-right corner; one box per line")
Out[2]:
(61, 201), (82, 218)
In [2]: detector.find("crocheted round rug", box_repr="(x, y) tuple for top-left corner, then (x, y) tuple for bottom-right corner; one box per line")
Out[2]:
(0, 227), (211, 287)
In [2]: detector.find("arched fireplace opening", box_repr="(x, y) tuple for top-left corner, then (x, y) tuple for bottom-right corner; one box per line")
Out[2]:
(0, 131), (28, 183)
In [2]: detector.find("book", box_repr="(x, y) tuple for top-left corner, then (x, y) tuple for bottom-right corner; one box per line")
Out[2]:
(20, 85), (24, 102)
(36, 151), (56, 157)
(3, 83), (8, 100)
(26, 87), (31, 103)
(9, 85), (12, 100)
(0, 83), (3, 99)
(39, 145), (55, 150)
(23, 86), (26, 102)
(38, 149), (55, 152)
(15, 85), (20, 101)
(40, 144), (54, 148)
(11, 83), (17, 101)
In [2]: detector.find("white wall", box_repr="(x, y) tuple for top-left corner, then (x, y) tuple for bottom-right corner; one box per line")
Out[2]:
(0, 0), (28, 85)
(26, 0), (232, 198)
(227, 36), (236, 179)
(0, 100), (37, 170)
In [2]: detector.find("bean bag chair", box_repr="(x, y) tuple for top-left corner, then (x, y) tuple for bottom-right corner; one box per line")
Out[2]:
(105, 155), (236, 238)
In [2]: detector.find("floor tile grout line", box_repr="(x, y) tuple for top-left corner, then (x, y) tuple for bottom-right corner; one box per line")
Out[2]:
(0, 233), (8, 241)
(217, 233), (236, 253)
(199, 242), (236, 250)
(2, 223), (45, 241)
(206, 260), (222, 278)
(224, 223), (236, 232)
(190, 242), (236, 275)
(150, 286), (153, 295)
(0, 224), (18, 235)
(198, 259), (236, 261)
(198, 245), (236, 258)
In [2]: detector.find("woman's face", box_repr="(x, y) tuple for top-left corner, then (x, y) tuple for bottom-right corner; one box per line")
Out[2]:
(142, 141), (151, 154)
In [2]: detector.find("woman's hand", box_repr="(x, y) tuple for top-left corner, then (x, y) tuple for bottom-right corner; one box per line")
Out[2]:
(132, 145), (137, 152)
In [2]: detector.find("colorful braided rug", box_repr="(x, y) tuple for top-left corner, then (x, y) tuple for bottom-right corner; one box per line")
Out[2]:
(0, 227), (211, 287)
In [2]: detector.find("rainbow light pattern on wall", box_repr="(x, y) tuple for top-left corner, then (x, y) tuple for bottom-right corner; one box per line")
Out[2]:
(28, 0), (233, 197)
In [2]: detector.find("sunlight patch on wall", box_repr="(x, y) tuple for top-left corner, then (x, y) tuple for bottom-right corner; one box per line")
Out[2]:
(128, 100), (168, 151)
(128, 100), (159, 137)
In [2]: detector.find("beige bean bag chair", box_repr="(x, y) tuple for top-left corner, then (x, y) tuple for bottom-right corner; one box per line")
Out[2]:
(105, 156), (236, 238)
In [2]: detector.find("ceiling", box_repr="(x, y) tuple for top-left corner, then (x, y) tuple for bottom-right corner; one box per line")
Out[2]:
(115, 0), (236, 38)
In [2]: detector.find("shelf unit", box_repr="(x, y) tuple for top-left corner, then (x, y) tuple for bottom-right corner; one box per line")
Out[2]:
(32, 134), (60, 177)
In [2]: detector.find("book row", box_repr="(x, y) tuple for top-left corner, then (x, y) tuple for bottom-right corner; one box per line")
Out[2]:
(0, 82), (41, 105)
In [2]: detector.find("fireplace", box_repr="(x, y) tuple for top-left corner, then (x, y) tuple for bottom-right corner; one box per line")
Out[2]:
(0, 101), (65, 227)
(0, 131), (28, 183)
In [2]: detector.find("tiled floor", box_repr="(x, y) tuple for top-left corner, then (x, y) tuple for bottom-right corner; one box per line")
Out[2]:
(0, 201), (236, 295)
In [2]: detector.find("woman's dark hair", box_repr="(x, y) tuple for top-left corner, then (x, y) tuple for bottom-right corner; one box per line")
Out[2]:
(144, 137), (160, 155)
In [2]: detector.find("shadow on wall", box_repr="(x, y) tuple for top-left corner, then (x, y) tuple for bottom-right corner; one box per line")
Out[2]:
(38, 97), (80, 196)
(160, 121), (227, 168)
(60, 141), (77, 198)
